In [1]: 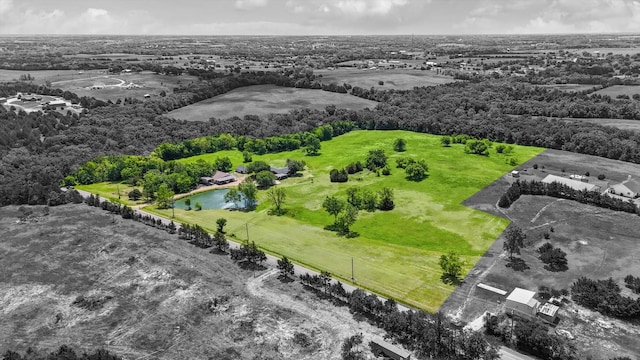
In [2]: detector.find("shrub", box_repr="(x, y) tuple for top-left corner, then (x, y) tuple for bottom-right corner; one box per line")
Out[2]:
(329, 168), (349, 183)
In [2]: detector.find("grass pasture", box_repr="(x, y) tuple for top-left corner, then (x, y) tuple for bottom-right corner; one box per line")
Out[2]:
(538, 83), (601, 93)
(166, 84), (378, 121)
(76, 182), (144, 207)
(315, 68), (454, 90)
(563, 117), (640, 133)
(146, 130), (544, 311)
(592, 85), (640, 98)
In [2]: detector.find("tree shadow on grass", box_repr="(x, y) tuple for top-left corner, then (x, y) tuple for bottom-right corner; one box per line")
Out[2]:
(505, 257), (530, 272)
(441, 274), (463, 286)
(277, 275), (295, 283)
(237, 261), (267, 271)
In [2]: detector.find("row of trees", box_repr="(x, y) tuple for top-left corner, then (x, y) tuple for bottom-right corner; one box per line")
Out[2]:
(571, 277), (640, 319)
(484, 313), (577, 360)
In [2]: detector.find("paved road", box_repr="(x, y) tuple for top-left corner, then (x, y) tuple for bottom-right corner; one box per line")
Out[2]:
(500, 347), (537, 360)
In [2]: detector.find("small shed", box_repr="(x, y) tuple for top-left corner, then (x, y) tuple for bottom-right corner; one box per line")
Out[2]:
(200, 176), (214, 185)
(236, 165), (248, 174)
(510, 170), (520, 178)
(538, 302), (559, 324)
(505, 288), (539, 318)
(370, 339), (411, 360)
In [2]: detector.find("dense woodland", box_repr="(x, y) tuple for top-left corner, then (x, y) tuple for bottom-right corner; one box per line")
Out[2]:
(3, 64), (640, 206)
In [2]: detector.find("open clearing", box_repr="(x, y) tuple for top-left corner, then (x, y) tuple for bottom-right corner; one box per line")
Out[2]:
(563, 117), (640, 133)
(442, 149), (640, 360)
(166, 84), (378, 121)
(592, 85), (640, 98)
(538, 84), (601, 93)
(140, 130), (544, 311)
(0, 204), (386, 359)
(0, 69), (199, 102)
(315, 68), (454, 90)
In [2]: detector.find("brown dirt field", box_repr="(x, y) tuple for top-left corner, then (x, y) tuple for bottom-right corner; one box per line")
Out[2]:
(0, 204), (385, 359)
(444, 149), (640, 359)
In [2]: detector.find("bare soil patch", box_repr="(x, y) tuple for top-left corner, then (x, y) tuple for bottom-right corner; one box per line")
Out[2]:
(0, 204), (383, 359)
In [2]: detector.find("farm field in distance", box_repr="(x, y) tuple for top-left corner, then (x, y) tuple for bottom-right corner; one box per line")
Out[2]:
(0, 69), (200, 102)
(166, 84), (378, 121)
(592, 84), (640, 98)
(538, 83), (601, 93)
(142, 130), (544, 311)
(315, 68), (454, 90)
(443, 148), (640, 360)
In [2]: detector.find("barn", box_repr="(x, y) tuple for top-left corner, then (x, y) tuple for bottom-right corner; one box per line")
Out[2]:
(505, 288), (539, 318)
(370, 339), (411, 360)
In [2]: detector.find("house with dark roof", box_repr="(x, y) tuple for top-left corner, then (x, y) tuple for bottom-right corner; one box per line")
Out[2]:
(212, 171), (236, 185)
(270, 166), (290, 180)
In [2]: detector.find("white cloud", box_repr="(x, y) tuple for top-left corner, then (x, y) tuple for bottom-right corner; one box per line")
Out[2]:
(235, 0), (269, 10)
(333, 0), (408, 16)
(0, 0), (12, 15)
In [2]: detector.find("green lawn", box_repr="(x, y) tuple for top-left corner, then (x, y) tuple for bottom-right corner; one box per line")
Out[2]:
(144, 130), (544, 312)
(76, 182), (144, 207)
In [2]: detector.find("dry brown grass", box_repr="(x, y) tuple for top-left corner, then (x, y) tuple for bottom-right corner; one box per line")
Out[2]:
(0, 204), (384, 359)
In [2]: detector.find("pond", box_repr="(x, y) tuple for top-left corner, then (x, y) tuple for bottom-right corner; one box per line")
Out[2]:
(173, 189), (243, 210)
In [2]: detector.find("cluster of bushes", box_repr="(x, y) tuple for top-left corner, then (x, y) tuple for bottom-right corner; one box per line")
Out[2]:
(571, 277), (640, 319)
(346, 187), (394, 212)
(345, 161), (364, 174)
(537, 242), (568, 272)
(229, 241), (267, 265)
(299, 271), (349, 301)
(484, 314), (576, 360)
(2, 345), (122, 360)
(624, 275), (640, 294)
(395, 157), (428, 181)
(498, 180), (640, 215)
(329, 168), (349, 183)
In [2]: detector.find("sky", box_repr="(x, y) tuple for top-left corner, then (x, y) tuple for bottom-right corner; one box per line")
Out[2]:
(1, 0), (640, 36)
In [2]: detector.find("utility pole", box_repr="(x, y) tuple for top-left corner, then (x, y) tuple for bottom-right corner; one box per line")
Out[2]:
(246, 223), (249, 245)
(351, 257), (354, 283)
(171, 197), (175, 219)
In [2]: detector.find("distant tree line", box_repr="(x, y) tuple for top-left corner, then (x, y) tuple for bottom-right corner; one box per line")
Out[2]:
(498, 180), (639, 215)
(2, 345), (121, 360)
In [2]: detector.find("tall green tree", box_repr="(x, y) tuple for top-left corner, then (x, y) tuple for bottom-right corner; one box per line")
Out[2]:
(393, 138), (406, 152)
(224, 188), (242, 209)
(238, 179), (258, 209)
(503, 225), (526, 259)
(255, 170), (275, 188)
(439, 251), (463, 283)
(304, 135), (321, 156)
(267, 187), (287, 214)
(216, 217), (227, 233)
(336, 204), (358, 234)
(323, 196), (345, 224)
(155, 183), (174, 209)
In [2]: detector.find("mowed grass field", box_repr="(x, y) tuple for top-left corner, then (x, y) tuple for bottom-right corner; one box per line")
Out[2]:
(166, 84), (378, 121)
(592, 85), (640, 97)
(315, 68), (455, 90)
(145, 130), (544, 311)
